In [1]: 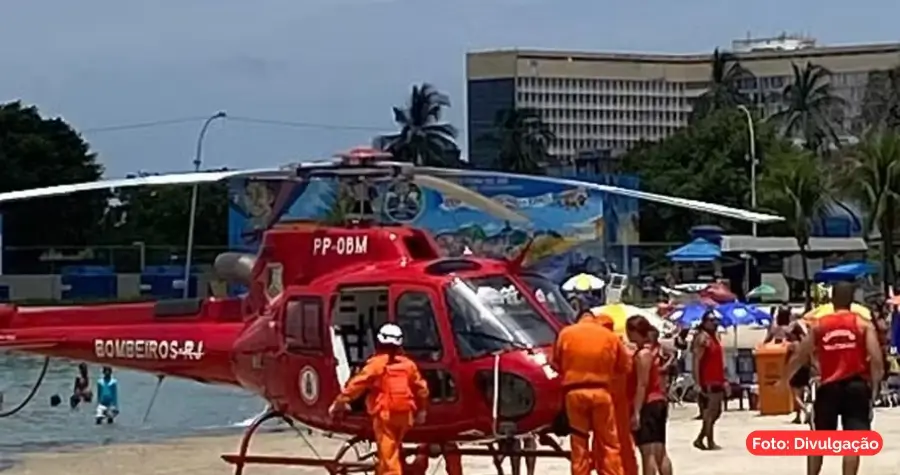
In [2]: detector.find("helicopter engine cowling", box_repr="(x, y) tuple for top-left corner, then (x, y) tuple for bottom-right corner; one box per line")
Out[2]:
(213, 252), (257, 286)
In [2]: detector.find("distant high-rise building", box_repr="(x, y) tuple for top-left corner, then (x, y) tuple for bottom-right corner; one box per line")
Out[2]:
(466, 37), (900, 168)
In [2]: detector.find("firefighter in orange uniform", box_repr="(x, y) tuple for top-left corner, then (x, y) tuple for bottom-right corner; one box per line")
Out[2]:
(405, 443), (463, 475)
(329, 323), (430, 475)
(553, 311), (631, 475)
(593, 313), (638, 475)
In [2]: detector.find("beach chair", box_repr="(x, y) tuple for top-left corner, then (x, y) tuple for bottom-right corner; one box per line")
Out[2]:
(668, 373), (693, 406)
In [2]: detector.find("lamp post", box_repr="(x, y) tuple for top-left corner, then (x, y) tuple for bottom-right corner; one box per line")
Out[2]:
(183, 111), (226, 298)
(737, 105), (757, 237)
(737, 105), (757, 302)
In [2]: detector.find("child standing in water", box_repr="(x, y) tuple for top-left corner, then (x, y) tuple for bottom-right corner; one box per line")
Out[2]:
(95, 366), (119, 424)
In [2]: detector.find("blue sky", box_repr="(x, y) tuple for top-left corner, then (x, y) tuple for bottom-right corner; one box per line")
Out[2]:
(2, 0), (897, 176)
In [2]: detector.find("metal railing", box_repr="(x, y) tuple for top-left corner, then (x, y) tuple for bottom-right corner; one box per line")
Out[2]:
(1, 245), (229, 274)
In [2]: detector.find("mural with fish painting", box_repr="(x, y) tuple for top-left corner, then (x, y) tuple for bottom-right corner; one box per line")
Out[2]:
(226, 172), (639, 281)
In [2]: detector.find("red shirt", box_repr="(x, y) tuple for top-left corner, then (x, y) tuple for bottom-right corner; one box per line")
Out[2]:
(632, 345), (667, 403)
(814, 311), (868, 385)
(698, 333), (726, 386)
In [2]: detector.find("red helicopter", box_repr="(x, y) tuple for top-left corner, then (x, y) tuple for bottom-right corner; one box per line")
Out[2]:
(0, 147), (782, 473)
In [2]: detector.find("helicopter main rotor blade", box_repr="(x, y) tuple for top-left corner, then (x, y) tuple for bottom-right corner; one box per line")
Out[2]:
(411, 174), (529, 223)
(419, 168), (784, 224)
(0, 168), (287, 204)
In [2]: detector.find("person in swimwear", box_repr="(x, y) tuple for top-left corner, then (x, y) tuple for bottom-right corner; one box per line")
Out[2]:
(95, 366), (119, 424)
(786, 323), (812, 424)
(71, 363), (93, 409)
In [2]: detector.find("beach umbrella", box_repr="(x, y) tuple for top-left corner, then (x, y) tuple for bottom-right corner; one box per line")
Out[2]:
(669, 304), (735, 328)
(716, 302), (771, 327)
(673, 283), (709, 293)
(803, 303), (871, 321)
(562, 273), (606, 292)
(746, 284), (777, 299)
(699, 282), (736, 303)
(590, 303), (673, 334)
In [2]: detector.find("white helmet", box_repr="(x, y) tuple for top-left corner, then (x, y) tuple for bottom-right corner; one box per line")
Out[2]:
(376, 323), (404, 347)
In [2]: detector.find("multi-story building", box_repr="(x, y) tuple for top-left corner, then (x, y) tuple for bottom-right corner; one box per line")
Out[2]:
(466, 36), (900, 168)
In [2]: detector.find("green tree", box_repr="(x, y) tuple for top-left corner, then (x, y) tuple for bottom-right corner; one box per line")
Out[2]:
(760, 149), (833, 310)
(0, 102), (107, 271)
(478, 108), (556, 173)
(690, 48), (752, 122)
(769, 62), (846, 152)
(102, 178), (229, 247)
(381, 83), (459, 166)
(839, 130), (900, 291)
(621, 108), (785, 243)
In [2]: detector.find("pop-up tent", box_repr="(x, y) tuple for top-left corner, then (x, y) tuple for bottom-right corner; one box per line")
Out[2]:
(666, 238), (721, 262)
(813, 261), (876, 283)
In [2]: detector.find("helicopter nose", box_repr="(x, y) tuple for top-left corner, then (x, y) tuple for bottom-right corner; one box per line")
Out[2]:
(472, 351), (563, 435)
(474, 369), (536, 420)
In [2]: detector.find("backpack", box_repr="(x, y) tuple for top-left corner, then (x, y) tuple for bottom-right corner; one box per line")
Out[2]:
(376, 360), (416, 413)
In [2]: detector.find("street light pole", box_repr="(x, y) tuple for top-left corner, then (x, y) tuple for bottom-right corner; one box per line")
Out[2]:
(737, 105), (757, 302)
(737, 105), (757, 237)
(183, 111), (226, 298)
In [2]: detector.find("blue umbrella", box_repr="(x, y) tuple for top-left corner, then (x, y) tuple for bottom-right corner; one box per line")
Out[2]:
(669, 304), (735, 328)
(716, 302), (771, 327)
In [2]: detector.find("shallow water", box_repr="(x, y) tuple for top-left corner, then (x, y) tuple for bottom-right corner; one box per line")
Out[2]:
(0, 354), (262, 453)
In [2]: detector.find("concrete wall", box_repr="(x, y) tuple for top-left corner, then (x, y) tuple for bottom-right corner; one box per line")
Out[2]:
(0, 274), (216, 301)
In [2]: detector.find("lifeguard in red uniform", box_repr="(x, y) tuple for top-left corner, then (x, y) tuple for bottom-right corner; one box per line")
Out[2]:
(783, 283), (883, 475)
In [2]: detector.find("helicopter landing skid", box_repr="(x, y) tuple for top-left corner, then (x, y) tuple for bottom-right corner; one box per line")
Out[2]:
(221, 410), (375, 475)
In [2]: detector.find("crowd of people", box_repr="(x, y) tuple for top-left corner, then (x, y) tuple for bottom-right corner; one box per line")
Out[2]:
(324, 280), (888, 475)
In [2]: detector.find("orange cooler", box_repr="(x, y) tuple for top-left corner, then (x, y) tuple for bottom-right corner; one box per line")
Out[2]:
(754, 343), (794, 416)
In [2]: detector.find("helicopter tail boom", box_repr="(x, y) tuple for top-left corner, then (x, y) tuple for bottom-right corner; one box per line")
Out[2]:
(0, 301), (243, 385)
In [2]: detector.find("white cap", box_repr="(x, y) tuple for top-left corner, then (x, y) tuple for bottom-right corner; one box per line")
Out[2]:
(377, 323), (404, 347)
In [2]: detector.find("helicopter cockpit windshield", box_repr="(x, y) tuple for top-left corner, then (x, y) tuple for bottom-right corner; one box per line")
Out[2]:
(516, 273), (577, 325)
(445, 276), (557, 359)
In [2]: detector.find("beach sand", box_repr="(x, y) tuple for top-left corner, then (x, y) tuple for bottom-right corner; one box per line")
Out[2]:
(5, 405), (897, 475)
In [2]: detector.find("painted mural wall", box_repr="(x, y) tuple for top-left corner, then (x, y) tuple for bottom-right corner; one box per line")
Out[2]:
(227, 174), (639, 280)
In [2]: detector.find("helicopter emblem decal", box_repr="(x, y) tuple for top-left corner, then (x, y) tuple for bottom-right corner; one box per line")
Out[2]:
(299, 366), (319, 405)
(383, 181), (425, 223)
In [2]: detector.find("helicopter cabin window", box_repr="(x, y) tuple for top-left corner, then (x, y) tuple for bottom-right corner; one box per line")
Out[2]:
(331, 288), (389, 370)
(394, 291), (442, 361)
(284, 297), (324, 352)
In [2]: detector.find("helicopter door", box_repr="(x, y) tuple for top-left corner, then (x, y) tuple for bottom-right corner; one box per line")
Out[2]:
(390, 285), (460, 418)
(282, 295), (332, 419)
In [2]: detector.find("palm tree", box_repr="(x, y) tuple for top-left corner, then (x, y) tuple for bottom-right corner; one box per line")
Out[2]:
(478, 108), (556, 174)
(769, 62), (847, 153)
(841, 130), (900, 292)
(690, 48), (752, 122)
(761, 149), (834, 310)
(380, 83), (458, 166)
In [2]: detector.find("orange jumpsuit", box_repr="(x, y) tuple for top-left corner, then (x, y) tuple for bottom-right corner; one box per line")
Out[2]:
(405, 443), (463, 475)
(591, 315), (638, 475)
(333, 353), (430, 475)
(553, 316), (631, 475)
